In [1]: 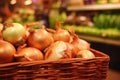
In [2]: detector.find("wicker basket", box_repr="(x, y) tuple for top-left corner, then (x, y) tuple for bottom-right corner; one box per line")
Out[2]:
(0, 49), (110, 80)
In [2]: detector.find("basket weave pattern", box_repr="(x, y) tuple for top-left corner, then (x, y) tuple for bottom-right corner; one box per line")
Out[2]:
(0, 49), (110, 80)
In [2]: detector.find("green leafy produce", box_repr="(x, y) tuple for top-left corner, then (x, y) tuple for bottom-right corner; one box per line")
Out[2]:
(63, 25), (120, 39)
(93, 13), (120, 30)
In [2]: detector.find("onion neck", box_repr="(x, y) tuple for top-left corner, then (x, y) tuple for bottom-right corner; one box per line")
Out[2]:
(4, 23), (14, 28)
(56, 20), (61, 31)
(46, 28), (56, 33)
(17, 44), (27, 52)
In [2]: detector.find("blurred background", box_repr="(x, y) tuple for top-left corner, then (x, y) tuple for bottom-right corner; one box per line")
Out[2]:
(0, 0), (120, 79)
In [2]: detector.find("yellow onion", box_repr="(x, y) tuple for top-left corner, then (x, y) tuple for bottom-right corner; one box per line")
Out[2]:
(70, 28), (90, 54)
(27, 26), (54, 51)
(65, 42), (76, 58)
(2, 23), (26, 47)
(53, 21), (71, 42)
(76, 49), (95, 59)
(14, 46), (44, 62)
(0, 40), (16, 64)
(45, 41), (72, 60)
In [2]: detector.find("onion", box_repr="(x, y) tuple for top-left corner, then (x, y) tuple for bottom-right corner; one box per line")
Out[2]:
(2, 23), (26, 46)
(76, 49), (95, 59)
(0, 40), (16, 64)
(27, 26), (54, 50)
(45, 41), (72, 60)
(14, 46), (44, 62)
(65, 42), (76, 58)
(53, 21), (71, 42)
(0, 23), (3, 39)
(70, 28), (90, 54)
(0, 23), (3, 31)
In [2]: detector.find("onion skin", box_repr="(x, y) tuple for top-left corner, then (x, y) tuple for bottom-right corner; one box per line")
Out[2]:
(53, 21), (71, 42)
(2, 23), (26, 45)
(72, 38), (90, 53)
(76, 50), (95, 59)
(53, 30), (71, 42)
(15, 47), (44, 62)
(27, 26), (54, 50)
(70, 28), (90, 54)
(45, 41), (72, 60)
(65, 42), (76, 58)
(0, 40), (16, 64)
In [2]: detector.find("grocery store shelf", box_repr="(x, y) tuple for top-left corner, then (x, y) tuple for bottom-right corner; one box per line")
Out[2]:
(79, 34), (120, 46)
(67, 3), (120, 11)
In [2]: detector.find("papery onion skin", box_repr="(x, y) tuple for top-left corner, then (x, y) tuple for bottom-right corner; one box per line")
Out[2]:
(76, 49), (95, 59)
(72, 37), (90, 54)
(70, 28), (90, 54)
(53, 21), (71, 42)
(15, 47), (44, 62)
(0, 40), (16, 64)
(45, 41), (67, 60)
(28, 26), (54, 51)
(45, 41), (72, 60)
(53, 30), (71, 42)
(65, 42), (76, 58)
(2, 23), (26, 45)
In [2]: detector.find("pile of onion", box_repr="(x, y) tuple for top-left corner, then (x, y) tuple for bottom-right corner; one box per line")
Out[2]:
(0, 40), (16, 64)
(27, 26), (54, 51)
(0, 22), (96, 63)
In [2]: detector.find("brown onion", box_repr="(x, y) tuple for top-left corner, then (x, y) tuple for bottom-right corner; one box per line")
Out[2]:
(53, 21), (71, 42)
(70, 28), (90, 54)
(65, 42), (76, 58)
(45, 41), (72, 60)
(0, 40), (16, 64)
(76, 50), (95, 59)
(27, 26), (54, 50)
(14, 46), (44, 62)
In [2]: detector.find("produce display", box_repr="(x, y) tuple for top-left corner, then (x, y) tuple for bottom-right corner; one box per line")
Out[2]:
(6, 8), (35, 25)
(0, 21), (96, 64)
(63, 25), (120, 39)
(62, 12), (120, 40)
(93, 13), (120, 30)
